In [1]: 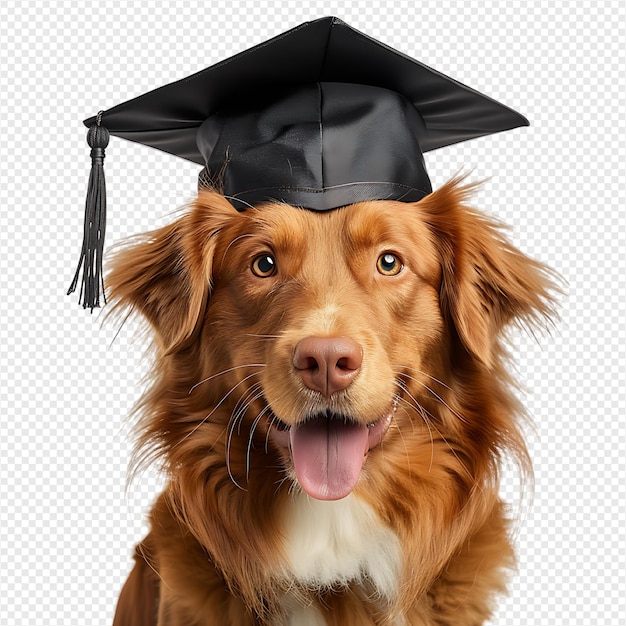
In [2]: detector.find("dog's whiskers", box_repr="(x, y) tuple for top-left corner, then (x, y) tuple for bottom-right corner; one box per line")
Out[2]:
(398, 368), (469, 424)
(387, 391), (414, 474)
(394, 376), (473, 480)
(231, 381), (264, 432)
(402, 366), (454, 393)
(404, 398), (436, 472)
(258, 388), (293, 452)
(265, 416), (280, 454)
(189, 363), (266, 394)
(395, 379), (434, 472)
(226, 383), (266, 490)
(226, 384), (294, 489)
(177, 371), (264, 448)
(245, 404), (274, 481)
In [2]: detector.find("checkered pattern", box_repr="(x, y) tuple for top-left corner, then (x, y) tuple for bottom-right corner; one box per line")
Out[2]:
(1, 1), (625, 624)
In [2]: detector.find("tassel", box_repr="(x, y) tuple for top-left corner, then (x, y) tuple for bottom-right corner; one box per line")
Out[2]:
(68, 112), (109, 311)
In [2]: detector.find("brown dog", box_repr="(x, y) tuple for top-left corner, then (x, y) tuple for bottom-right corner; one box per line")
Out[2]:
(108, 177), (555, 625)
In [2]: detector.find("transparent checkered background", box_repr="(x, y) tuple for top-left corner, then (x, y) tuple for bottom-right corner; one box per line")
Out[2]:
(1, 0), (624, 624)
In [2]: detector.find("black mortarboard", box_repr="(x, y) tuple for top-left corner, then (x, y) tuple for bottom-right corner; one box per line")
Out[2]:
(69, 16), (528, 310)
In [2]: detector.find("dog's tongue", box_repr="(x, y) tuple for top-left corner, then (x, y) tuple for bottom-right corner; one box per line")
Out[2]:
(290, 416), (369, 501)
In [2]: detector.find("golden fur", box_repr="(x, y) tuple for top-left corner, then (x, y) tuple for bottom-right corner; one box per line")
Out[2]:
(108, 177), (556, 625)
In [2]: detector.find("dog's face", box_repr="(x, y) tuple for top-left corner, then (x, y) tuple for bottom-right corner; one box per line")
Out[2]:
(200, 198), (445, 500)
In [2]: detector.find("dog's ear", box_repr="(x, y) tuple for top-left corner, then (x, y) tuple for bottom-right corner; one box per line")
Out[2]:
(419, 177), (556, 367)
(106, 191), (238, 352)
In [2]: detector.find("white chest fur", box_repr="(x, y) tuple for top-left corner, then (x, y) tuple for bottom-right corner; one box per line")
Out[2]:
(281, 492), (402, 602)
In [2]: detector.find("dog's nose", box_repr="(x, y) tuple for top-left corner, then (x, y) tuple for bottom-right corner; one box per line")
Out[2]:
(293, 337), (362, 398)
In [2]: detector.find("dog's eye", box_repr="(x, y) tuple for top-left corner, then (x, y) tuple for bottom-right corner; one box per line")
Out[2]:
(376, 252), (403, 276)
(251, 254), (277, 277)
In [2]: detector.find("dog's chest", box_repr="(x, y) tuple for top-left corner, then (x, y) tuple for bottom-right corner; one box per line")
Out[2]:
(280, 492), (402, 620)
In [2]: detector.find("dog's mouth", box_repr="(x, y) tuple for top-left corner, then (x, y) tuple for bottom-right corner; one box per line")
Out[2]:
(269, 401), (397, 501)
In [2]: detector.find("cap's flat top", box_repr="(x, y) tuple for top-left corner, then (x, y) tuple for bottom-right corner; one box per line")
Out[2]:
(85, 17), (528, 165)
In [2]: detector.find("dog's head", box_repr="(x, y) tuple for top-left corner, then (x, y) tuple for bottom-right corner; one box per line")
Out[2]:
(108, 177), (555, 507)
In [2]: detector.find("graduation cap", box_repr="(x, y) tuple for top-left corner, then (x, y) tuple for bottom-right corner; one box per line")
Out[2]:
(69, 16), (528, 310)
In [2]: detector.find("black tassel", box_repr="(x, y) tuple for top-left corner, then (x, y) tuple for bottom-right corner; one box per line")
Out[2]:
(68, 112), (109, 311)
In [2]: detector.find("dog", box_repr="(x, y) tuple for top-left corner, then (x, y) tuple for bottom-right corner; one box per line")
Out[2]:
(108, 176), (555, 625)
